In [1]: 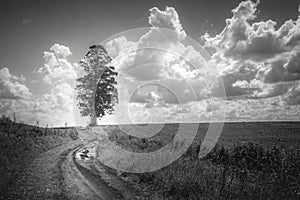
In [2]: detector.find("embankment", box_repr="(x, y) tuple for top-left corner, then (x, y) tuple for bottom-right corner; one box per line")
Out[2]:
(0, 120), (79, 195)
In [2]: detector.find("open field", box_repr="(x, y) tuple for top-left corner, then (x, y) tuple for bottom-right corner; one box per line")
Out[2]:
(104, 122), (300, 153)
(103, 122), (300, 200)
(1, 120), (300, 199)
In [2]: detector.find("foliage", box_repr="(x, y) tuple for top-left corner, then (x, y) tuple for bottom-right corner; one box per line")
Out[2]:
(95, 66), (118, 118)
(0, 114), (12, 124)
(75, 45), (118, 124)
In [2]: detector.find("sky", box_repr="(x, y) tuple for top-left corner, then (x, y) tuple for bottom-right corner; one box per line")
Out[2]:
(1, 0), (300, 126)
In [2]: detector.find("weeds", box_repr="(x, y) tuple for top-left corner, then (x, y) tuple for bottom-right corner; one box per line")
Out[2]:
(205, 142), (300, 199)
(0, 115), (79, 194)
(106, 124), (300, 200)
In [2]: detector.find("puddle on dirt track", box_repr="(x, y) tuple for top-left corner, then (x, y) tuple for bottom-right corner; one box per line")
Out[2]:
(75, 141), (98, 161)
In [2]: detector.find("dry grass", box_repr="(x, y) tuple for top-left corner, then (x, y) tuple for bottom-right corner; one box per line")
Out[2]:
(0, 115), (79, 194)
(105, 123), (300, 200)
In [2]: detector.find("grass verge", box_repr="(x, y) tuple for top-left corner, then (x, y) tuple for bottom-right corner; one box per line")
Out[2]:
(0, 115), (79, 194)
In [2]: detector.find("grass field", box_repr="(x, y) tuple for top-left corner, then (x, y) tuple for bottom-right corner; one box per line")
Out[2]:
(107, 122), (300, 148)
(0, 115), (79, 195)
(104, 122), (300, 199)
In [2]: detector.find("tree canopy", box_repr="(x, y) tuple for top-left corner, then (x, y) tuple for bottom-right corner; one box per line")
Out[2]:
(75, 45), (118, 125)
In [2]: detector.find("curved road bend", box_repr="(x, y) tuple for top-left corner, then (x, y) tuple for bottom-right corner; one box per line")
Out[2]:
(2, 128), (127, 200)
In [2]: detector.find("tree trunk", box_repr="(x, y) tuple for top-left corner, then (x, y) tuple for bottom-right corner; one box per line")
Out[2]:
(90, 110), (97, 126)
(90, 78), (98, 126)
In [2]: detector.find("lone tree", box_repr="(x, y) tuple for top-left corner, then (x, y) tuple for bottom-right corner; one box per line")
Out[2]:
(76, 45), (118, 126)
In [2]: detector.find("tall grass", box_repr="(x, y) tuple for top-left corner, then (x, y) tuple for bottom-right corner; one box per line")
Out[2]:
(0, 115), (79, 195)
(205, 142), (300, 199)
(106, 125), (300, 200)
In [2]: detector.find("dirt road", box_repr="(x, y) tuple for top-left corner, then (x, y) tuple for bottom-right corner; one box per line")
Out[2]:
(2, 128), (128, 200)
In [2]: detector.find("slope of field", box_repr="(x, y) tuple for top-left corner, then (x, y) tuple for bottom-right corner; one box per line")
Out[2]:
(0, 117), (79, 196)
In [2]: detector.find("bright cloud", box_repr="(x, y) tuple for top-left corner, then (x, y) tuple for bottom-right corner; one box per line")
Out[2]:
(105, 7), (212, 112)
(37, 43), (78, 84)
(0, 67), (32, 100)
(0, 44), (79, 126)
(101, 6), (216, 123)
(202, 0), (300, 106)
(2, 2), (300, 125)
(100, 3), (300, 124)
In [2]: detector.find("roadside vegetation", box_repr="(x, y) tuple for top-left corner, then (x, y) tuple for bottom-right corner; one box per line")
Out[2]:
(0, 114), (79, 195)
(106, 123), (300, 200)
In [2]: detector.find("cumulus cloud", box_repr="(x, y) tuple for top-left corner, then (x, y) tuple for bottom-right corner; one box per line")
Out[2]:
(252, 82), (294, 98)
(33, 82), (74, 113)
(32, 44), (78, 125)
(130, 87), (166, 108)
(283, 81), (300, 105)
(201, 0), (300, 105)
(105, 36), (137, 58)
(0, 67), (32, 99)
(0, 44), (79, 126)
(105, 6), (211, 114)
(148, 7), (186, 41)
(106, 6), (209, 79)
(201, 0), (288, 62)
(257, 52), (300, 84)
(157, 79), (208, 103)
(110, 8), (188, 81)
(144, 91), (164, 108)
(211, 62), (259, 97)
(176, 106), (191, 114)
(7, 2), (300, 125)
(50, 43), (72, 58)
(36, 43), (78, 84)
(205, 100), (220, 112)
(128, 78), (208, 107)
